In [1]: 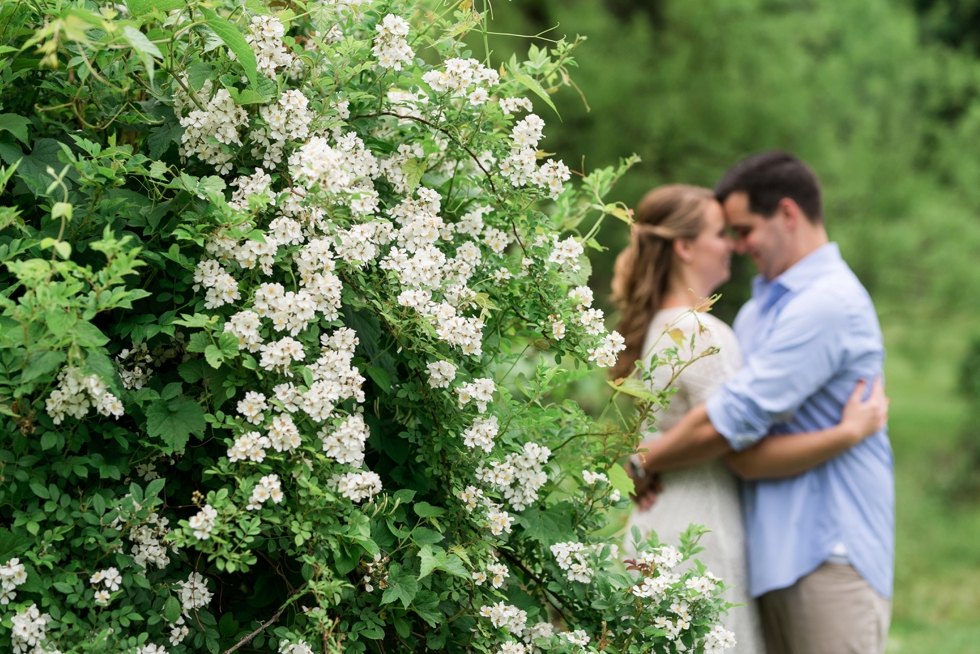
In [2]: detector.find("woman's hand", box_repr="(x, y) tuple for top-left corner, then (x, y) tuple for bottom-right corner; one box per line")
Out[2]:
(840, 377), (889, 446)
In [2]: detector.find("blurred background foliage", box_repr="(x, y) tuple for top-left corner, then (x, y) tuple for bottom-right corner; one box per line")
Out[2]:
(473, 0), (980, 651)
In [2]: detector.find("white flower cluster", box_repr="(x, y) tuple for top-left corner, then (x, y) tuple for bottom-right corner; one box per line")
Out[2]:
(475, 442), (551, 511)
(421, 57), (499, 106)
(630, 546), (685, 600)
(478, 601), (527, 636)
(704, 624), (738, 652)
(361, 552), (390, 592)
(11, 604), (56, 654)
(458, 486), (517, 537)
(582, 470), (608, 485)
(188, 504), (218, 540)
(290, 132), (380, 212)
(320, 413), (369, 467)
(523, 621), (555, 645)
(131, 519), (167, 577)
(280, 640), (315, 654)
(178, 572), (212, 614)
(550, 541), (593, 583)
(372, 14), (413, 70)
(457, 377), (495, 412)
(334, 470), (382, 502)
(0, 557), (27, 605)
(498, 97), (533, 115)
(588, 330), (626, 368)
(44, 367), (123, 425)
(178, 88), (248, 174)
(426, 360), (457, 388)
(254, 90), (314, 169)
(244, 15), (294, 77)
(560, 630), (591, 647)
(472, 550), (510, 589)
(462, 415), (498, 453)
(116, 343), (154, 390)
(136, 645), (168, 654)
(546, 235), (584, 271)
(498, 114), (571, 198)
(168, 616), (189, 647)
(89, 567), (122, 605)
(247, 474), (284, 510)
(194, 260), (241, 309)
(496, 643), (526, 654)
(228, 431), (270, 463)
(228, 168), (275, 212)
(302, 328), (365, 421)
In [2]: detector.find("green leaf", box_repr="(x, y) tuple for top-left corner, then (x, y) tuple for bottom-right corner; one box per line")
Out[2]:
(74, 322), (109, 347)
(607, 378), (659, 403)
(513, 72), (559, 118)
(0, 114), (31, 144)
(0, 528), (34, 563)
(123, 26), (162, 83)
(410, 527), (443, 547)
(441, 554), (469, 579)
(145, 397), (206, 453)
(381, 568), (418, 609)
(45, 307), (76, 338)
(163, 595), (182, 623)
(201, 8), (259, 90)
(204, 344), (224, 369)
(413, 502), (446, 518)
(366, 366), (391, 394)
(147, 121), (182, 159)
(400, 158), (425, 192)
(128, 0), (185, 17)
(187, 332), (210, 353)
(224, 85), (271, 105)
(417, 546), (443, 580)
(20, 350), (65, 383)
(178, 359), (206, 384)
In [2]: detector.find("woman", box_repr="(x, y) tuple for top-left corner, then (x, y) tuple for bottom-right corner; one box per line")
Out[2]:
(611, 185), (886, 652)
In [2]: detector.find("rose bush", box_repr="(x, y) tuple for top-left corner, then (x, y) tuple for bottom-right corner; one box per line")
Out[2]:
(0, 0), (737, 652)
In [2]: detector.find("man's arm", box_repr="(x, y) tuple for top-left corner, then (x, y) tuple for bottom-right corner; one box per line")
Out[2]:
(725, 378), (887, 480)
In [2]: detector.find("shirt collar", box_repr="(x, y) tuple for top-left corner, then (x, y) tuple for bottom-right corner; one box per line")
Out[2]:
(751, 242), (842, 305)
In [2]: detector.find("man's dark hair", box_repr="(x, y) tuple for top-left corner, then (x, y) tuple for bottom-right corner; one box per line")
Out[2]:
(714, 150), (823, 223)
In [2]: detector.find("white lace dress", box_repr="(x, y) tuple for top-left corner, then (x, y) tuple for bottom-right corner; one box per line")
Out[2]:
(624, 307), (764, 653)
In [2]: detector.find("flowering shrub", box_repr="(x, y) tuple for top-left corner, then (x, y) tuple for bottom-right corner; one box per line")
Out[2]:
(0, 1), (736, 652)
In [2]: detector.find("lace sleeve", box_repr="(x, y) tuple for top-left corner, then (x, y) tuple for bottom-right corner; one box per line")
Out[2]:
(675, 314), (743, 407)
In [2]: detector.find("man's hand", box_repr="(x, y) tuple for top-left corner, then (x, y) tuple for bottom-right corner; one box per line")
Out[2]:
(625, 454), (663, 511)
(839, 377), (889, 446)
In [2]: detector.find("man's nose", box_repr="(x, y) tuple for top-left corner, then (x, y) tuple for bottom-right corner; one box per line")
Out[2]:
(734, 239), (749, 255)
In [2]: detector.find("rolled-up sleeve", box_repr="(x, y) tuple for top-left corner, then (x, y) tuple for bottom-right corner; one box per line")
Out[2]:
(706, 291), (847, 451)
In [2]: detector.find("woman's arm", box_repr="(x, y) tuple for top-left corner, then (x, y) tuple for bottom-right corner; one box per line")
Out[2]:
(724, 378), (888, 480)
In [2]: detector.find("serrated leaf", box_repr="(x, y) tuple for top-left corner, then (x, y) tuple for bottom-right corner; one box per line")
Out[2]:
(123, 26), (162, 83)
(201, 8), (259, 90)
(400, 158), (425, 192)
(0, 528), (33, 563)
(224, 85), (271, 105)
(204, 344), (224, 369)
(417, 546), (443, 580)
(21, 350), (65, 383)
(145, 397), (206, 453)
(0, 114), (31, 144)
(147, 122), (182, 159)
(381, 572), (418, 608)
(668, 328), (685, 347)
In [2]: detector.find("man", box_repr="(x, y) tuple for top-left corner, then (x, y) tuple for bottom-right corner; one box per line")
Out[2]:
(631, 151), (894, 653)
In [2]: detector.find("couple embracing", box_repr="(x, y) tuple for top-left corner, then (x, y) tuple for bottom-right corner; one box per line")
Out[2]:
(615, 151), (894, 654)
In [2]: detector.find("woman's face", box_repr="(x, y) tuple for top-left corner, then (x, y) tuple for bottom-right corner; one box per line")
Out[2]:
(685, 200), (734, 293)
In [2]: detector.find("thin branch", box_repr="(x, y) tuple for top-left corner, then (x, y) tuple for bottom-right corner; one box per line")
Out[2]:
(222, 585), (307, 654)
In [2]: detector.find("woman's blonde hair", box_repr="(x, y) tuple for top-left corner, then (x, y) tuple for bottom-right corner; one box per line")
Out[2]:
(610, 184), (715, 380)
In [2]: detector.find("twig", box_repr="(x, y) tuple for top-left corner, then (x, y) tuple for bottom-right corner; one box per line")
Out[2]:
(222, 585), (307, 654)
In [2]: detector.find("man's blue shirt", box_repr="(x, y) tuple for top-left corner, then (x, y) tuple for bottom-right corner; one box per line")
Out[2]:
(705, 243), (895, 599)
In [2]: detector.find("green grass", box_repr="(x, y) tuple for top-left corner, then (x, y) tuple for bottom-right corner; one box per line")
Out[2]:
(885, 323), (980, 653)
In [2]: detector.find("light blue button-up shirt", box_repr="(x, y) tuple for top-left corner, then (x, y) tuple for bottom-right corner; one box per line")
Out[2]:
(706, 243), (894, 599)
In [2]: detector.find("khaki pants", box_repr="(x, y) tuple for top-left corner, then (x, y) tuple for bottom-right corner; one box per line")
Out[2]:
(758, 563), (891, 654)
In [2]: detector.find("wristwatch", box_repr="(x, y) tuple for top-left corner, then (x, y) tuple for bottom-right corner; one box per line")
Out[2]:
(628, 454), (646, 479)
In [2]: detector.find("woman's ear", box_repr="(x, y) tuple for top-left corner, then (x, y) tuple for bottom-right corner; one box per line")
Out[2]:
(673, 238), (694, 263)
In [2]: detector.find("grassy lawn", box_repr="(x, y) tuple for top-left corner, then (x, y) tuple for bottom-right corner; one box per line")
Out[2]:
(885, 324), (980, 653)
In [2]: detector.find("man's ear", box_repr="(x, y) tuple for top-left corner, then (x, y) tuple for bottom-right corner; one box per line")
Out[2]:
(778, 197), (802, 231)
